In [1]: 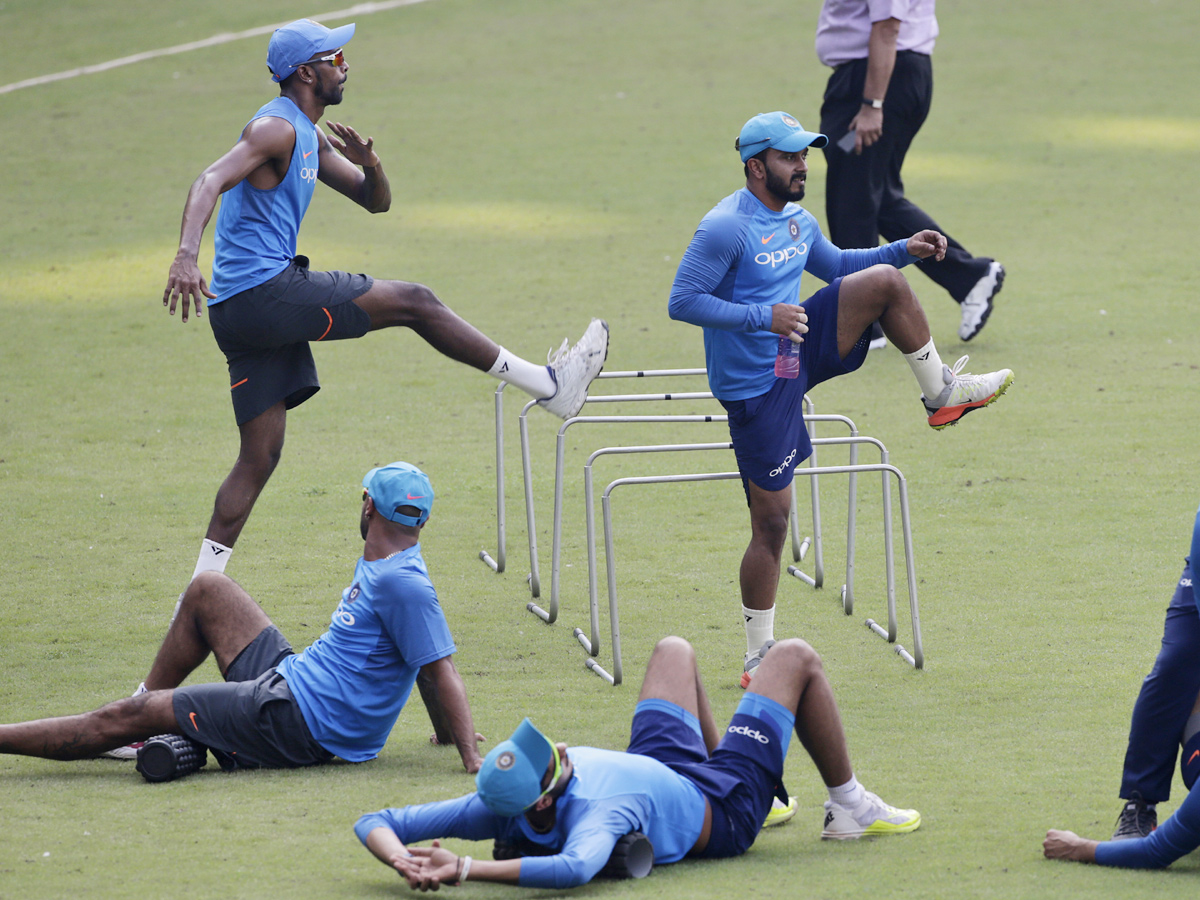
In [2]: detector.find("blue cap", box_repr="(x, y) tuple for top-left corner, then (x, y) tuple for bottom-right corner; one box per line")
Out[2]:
(475, 718), (554, 817)
(362, 462), (434, 527)
(267, 19), (356, 83)
(736, 111), (828, 162)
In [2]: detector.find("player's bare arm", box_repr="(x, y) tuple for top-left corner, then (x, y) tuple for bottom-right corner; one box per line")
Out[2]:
(164, 116), (299, 322)
(319, 122), (392, 213)
(419, 655), (486, 774)
(906, 229), (948, 261)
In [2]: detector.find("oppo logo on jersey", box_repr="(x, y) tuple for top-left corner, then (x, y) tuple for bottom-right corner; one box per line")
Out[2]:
(728, 724), (770, 744)
(754, 243), (808, 268)
(300, 166), (319, 184)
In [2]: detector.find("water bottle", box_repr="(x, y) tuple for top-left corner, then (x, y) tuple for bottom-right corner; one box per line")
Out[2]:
(774, 334), (800, 379)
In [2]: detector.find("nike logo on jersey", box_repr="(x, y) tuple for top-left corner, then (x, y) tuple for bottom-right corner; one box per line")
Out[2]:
(303, 150), (314, 159)
(761, 233), (776, 245)
(189, 712), (199, 730)
(1190, 750), (1200, 765)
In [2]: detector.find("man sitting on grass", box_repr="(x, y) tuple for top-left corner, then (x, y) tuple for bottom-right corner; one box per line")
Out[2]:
(355, 635), (920, 890)
(0, 462), (484, 775)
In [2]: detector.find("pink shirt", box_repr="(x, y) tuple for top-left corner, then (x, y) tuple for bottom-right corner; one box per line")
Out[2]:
(815, 0), (939, 67)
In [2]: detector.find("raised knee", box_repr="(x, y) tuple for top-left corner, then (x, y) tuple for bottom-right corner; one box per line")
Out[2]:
(771, 637), (823, 672)
(653, 635), (696, 662)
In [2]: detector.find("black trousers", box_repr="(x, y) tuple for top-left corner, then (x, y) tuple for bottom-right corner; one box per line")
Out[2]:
(819, 50), (991, 303)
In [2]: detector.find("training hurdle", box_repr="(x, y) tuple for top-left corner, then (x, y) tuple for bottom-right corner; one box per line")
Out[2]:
(549, 412), (856, 629)
(478, 369), (707, 576)
(478, 369), (825, 601)
(517, 397), (833, 623)
(582, 453), (924, 685)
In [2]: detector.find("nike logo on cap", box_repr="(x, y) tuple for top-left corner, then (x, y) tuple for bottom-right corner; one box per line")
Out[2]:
(407, 494), (426, 500)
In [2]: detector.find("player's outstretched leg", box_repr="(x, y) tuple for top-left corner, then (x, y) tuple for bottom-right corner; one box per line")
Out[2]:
(354, 280), (609, 420)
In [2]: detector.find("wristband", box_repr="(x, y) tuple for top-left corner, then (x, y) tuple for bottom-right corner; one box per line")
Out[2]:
(458, 855), (472, 883)
(862, 97), (883, 109)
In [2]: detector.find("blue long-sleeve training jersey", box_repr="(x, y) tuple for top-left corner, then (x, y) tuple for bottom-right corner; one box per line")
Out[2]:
(668, 187), (915, 400)
(355, 746), (706, 889)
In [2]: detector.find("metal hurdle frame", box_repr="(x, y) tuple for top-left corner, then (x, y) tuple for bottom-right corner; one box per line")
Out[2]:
(478, 370), (709, 576)
(571, 431), (866, 663)
(522, 403), (839, 624)
(478, 369), (826, 601)
(584, 457), (924, 685)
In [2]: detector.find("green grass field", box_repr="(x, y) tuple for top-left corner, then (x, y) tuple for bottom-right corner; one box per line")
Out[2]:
(2, 0), (1199, 897)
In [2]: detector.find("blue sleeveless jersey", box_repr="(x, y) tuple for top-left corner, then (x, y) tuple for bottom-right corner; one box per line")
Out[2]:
(209, 96), (320, 303)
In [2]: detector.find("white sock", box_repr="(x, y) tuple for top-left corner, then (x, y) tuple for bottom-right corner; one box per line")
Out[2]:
(742, 605), (776, 657)
(191, 538), (232, 582)
(903, 338), (947, 399)
(828, 775), (865, 810)
(132, 682), (147, 697)
(487, 346), (556, 399)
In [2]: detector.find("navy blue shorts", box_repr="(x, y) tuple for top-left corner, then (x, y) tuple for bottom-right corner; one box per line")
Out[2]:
(720, 278), (869, 499)
(628, 701), (786, 858)
(208, 256), (373, 425)
(171, 625), (333, 770)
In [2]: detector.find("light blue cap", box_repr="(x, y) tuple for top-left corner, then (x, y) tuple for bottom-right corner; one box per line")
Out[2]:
(362, 462), (433, 527)
(736, 111), (828, 162)
(267, 19), (355, 83)
(475, 718), (554, 817)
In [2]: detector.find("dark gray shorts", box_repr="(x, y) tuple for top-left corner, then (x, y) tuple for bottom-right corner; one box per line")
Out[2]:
(208, 256), (373, 425)
(171, 625), (334, 770)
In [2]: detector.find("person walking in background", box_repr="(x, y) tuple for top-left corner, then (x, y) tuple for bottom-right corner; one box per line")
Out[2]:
(816, 0), (1004, 344)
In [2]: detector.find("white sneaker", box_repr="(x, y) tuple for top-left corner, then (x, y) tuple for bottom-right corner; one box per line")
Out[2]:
(537, 319), (609, 418)
(922, 355), (1013, 430)
(821, 790), (921, 840)
(958, 261), (1004, 341)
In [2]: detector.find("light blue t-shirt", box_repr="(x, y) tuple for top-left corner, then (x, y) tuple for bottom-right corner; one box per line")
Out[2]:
(278, 544), (455, 762)
(668, 187), (914, 400)
(354, 746), (707, 889)
(209, 95), (320, 303)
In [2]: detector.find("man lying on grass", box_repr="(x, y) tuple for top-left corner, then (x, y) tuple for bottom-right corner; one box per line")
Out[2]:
(0, 462), (484, 775)
(356, 635), (920, 890)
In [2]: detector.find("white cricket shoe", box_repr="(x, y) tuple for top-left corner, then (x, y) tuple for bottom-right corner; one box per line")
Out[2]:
(922, 355), (1013, 430)
(538, 319), (609, 418)
(958, 261), (1005, 341)
(822, 790), (921, 840)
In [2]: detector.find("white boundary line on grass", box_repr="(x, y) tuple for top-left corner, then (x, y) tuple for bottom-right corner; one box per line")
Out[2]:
(0, 0), (435, 96)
